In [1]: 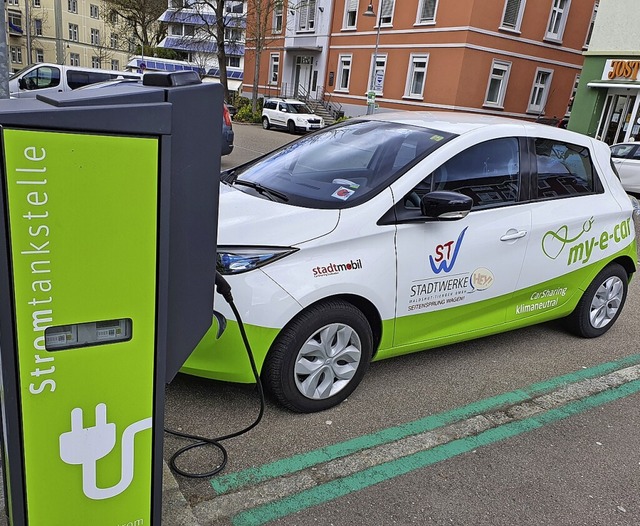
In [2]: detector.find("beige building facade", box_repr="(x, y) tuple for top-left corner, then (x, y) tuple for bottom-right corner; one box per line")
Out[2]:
(6, 0), (131, 73)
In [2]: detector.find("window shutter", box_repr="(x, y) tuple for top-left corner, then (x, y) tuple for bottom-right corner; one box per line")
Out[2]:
(502, 0), (521, 28)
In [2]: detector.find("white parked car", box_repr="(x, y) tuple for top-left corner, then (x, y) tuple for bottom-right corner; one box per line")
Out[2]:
(611, 142), (640, 194)
(184, 112), (638, 413)
(262, 98), (324, 133)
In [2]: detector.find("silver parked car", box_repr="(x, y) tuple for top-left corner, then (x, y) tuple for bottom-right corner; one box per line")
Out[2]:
(611, 142), (640, 195)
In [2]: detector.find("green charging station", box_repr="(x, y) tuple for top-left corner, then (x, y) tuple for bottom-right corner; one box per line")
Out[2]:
(0, 72), (222, 525)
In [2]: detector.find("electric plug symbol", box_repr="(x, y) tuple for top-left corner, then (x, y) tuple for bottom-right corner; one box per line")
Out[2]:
(59, 404), (116, 465)
(59, 403), (152, 500)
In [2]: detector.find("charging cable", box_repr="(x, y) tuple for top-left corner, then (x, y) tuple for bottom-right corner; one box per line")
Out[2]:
(164, 272), (265, 478)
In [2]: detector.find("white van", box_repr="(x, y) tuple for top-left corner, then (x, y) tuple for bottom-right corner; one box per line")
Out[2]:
(9, 63), (141, 98)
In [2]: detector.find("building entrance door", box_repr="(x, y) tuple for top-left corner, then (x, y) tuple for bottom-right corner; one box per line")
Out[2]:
(598, 92), (640, 144)
(294, 56), (314, 99)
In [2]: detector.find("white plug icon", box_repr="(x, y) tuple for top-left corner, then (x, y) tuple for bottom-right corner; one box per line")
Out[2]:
(59, 403), (152, 500)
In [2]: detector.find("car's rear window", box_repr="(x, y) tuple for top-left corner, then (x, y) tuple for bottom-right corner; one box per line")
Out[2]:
(228, 120), (455, 209)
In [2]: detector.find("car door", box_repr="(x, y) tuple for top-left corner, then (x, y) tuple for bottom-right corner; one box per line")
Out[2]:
(393, 137), (532, 346)
(274, 102), (287, 128)
(611, 143), (640, 193)
(509, 135), (627, 323)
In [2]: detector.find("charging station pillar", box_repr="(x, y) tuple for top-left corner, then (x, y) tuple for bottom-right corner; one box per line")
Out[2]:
(0, 73), (221, 525)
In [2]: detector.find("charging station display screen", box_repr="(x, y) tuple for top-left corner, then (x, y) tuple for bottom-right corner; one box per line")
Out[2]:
(2, 128), (159, 525)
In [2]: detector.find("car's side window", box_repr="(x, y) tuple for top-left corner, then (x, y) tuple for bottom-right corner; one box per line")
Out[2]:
(434, 138), (520, 209)
(611, 144), (635, 158)
(631, 147), (640, 160)
(534, 138), (598, 199)
(403, 138), (520, 211)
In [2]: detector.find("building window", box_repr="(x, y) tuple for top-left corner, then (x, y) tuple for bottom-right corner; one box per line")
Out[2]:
(297, 0), (316, 31)
(273, 1), (283, 33)
(405, 54), (428, 98)
(369, 54), (387, 94)
(68, 0), (77, 13)
(90, 4), (99, 18)
(7, 0), (19, 6)
(69, 53), (80, 66)
(36, 49), (44, 62)
(226, 56), (241, 68)
(528, 68), (553, 114)
(225, 27), (243, 42)
(344, 0), (358, 29)
(34, 18), (43, 36)
(545, 0), (570, 42)
(226, 0), (243, 14)
(8, 13), (22, 33)
(91, 28), (100, 46)
(337, 54), (351, 91)
(111, 59), (119, 70)
(92, 56), (101, 68)
(380, 0), (394, 25)
(109, 10), (118, 23)
(566, 74), (579, 115)
(418, 0), (437, 24)
(68, 23), (78, 42)
(484, 60), (511, 108)
(584, 0), (598, 49)
(33, 0), (41, 7)
(269, 53), (279, 85)
(110, 34), (118, 48)
(500, 0), (526, 31)
(10, 46), (23, 64)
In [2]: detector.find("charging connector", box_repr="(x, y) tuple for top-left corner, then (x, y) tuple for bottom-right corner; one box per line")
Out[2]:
(164, 271), (265, 478)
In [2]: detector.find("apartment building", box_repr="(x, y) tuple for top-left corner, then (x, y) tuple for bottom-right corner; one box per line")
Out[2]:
(6, 0), (131, 73)
(244, 0), (597, 120)
(569, 0), (640, 144)
(157, 0), (246, 91)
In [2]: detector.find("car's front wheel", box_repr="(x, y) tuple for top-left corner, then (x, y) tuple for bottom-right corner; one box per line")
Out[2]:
(262, 300), (373, 412)
(566, 263), (628, 338)
(262, 117), (271, 130)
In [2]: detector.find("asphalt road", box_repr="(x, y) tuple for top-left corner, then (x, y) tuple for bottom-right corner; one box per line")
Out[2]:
(160, 123), (640, 525)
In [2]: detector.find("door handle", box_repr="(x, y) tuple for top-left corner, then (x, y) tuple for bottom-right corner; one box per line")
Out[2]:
(500, 230), (527, 241)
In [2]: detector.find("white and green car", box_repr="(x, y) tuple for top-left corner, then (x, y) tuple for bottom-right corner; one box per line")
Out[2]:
(184, 112), (639, 412)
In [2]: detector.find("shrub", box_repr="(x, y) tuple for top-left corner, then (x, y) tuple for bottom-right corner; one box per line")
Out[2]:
(235, 105), (262, 123)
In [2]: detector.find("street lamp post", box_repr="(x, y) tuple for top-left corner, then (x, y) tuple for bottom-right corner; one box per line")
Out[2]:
(362, 0), (383, 115)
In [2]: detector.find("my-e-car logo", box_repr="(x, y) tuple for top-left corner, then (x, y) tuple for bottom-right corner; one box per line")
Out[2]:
(542, 217), (632, 266)
(429, 227), (468, 274)
(313, 259), (363, 277)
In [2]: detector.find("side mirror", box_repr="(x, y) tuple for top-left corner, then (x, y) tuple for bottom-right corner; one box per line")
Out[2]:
(421, 191), (472, 220)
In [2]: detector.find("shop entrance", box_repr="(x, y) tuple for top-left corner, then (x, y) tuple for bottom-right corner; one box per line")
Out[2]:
(597, 91), (640, 144)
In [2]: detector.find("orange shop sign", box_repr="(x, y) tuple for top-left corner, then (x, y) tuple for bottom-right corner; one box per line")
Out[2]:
(603, 59), (640, 81)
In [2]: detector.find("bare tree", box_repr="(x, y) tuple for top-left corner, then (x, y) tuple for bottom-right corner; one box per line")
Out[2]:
(102, 0), (168, 52)
(245, 0), (286, 112)
(162, 0), (245, 102)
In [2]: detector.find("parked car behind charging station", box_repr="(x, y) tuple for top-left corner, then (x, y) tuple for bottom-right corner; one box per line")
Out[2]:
(185, 112), (638, 413)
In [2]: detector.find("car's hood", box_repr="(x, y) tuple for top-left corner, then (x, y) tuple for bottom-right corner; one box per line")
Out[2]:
(218, 184), (340, 245)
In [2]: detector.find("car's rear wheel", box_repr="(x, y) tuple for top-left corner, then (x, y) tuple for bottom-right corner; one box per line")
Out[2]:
(287, 120), (296, 134)
(566, 263), (628, 338)
(262, 117), (270, 130)
(262, 300), (373, 412)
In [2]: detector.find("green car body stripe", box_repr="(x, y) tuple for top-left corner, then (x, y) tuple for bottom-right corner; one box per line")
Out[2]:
(191, 242), (635, 383)
(231, 379), (640, 526)
(211, 352), (640, 495)
(4, 129), (159, 525)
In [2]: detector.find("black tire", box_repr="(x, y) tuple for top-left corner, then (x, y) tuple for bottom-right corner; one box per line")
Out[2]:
(566, 263), (628, 338)
(287, 120), (297, 134)
(262, 117), (270, 130)
(262, 300), (373, 413)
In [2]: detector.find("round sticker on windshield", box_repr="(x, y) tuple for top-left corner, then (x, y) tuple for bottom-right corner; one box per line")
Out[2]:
(332, 187), (355, 200)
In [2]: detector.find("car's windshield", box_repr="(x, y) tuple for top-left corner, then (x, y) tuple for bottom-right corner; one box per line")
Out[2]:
(287, 103), (313, 114)
(229, 119), (455, 209)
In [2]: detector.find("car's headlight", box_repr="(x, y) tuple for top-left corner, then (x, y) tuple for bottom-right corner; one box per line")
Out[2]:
(216, 246), (298, 275)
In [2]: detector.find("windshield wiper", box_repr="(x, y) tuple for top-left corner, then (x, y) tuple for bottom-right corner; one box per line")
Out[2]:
(232, 180), (289, 202)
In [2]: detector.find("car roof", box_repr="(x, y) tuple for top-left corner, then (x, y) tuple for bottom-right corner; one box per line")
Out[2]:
(359, 110), (590, 139)
(267, 98), (306, 104)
